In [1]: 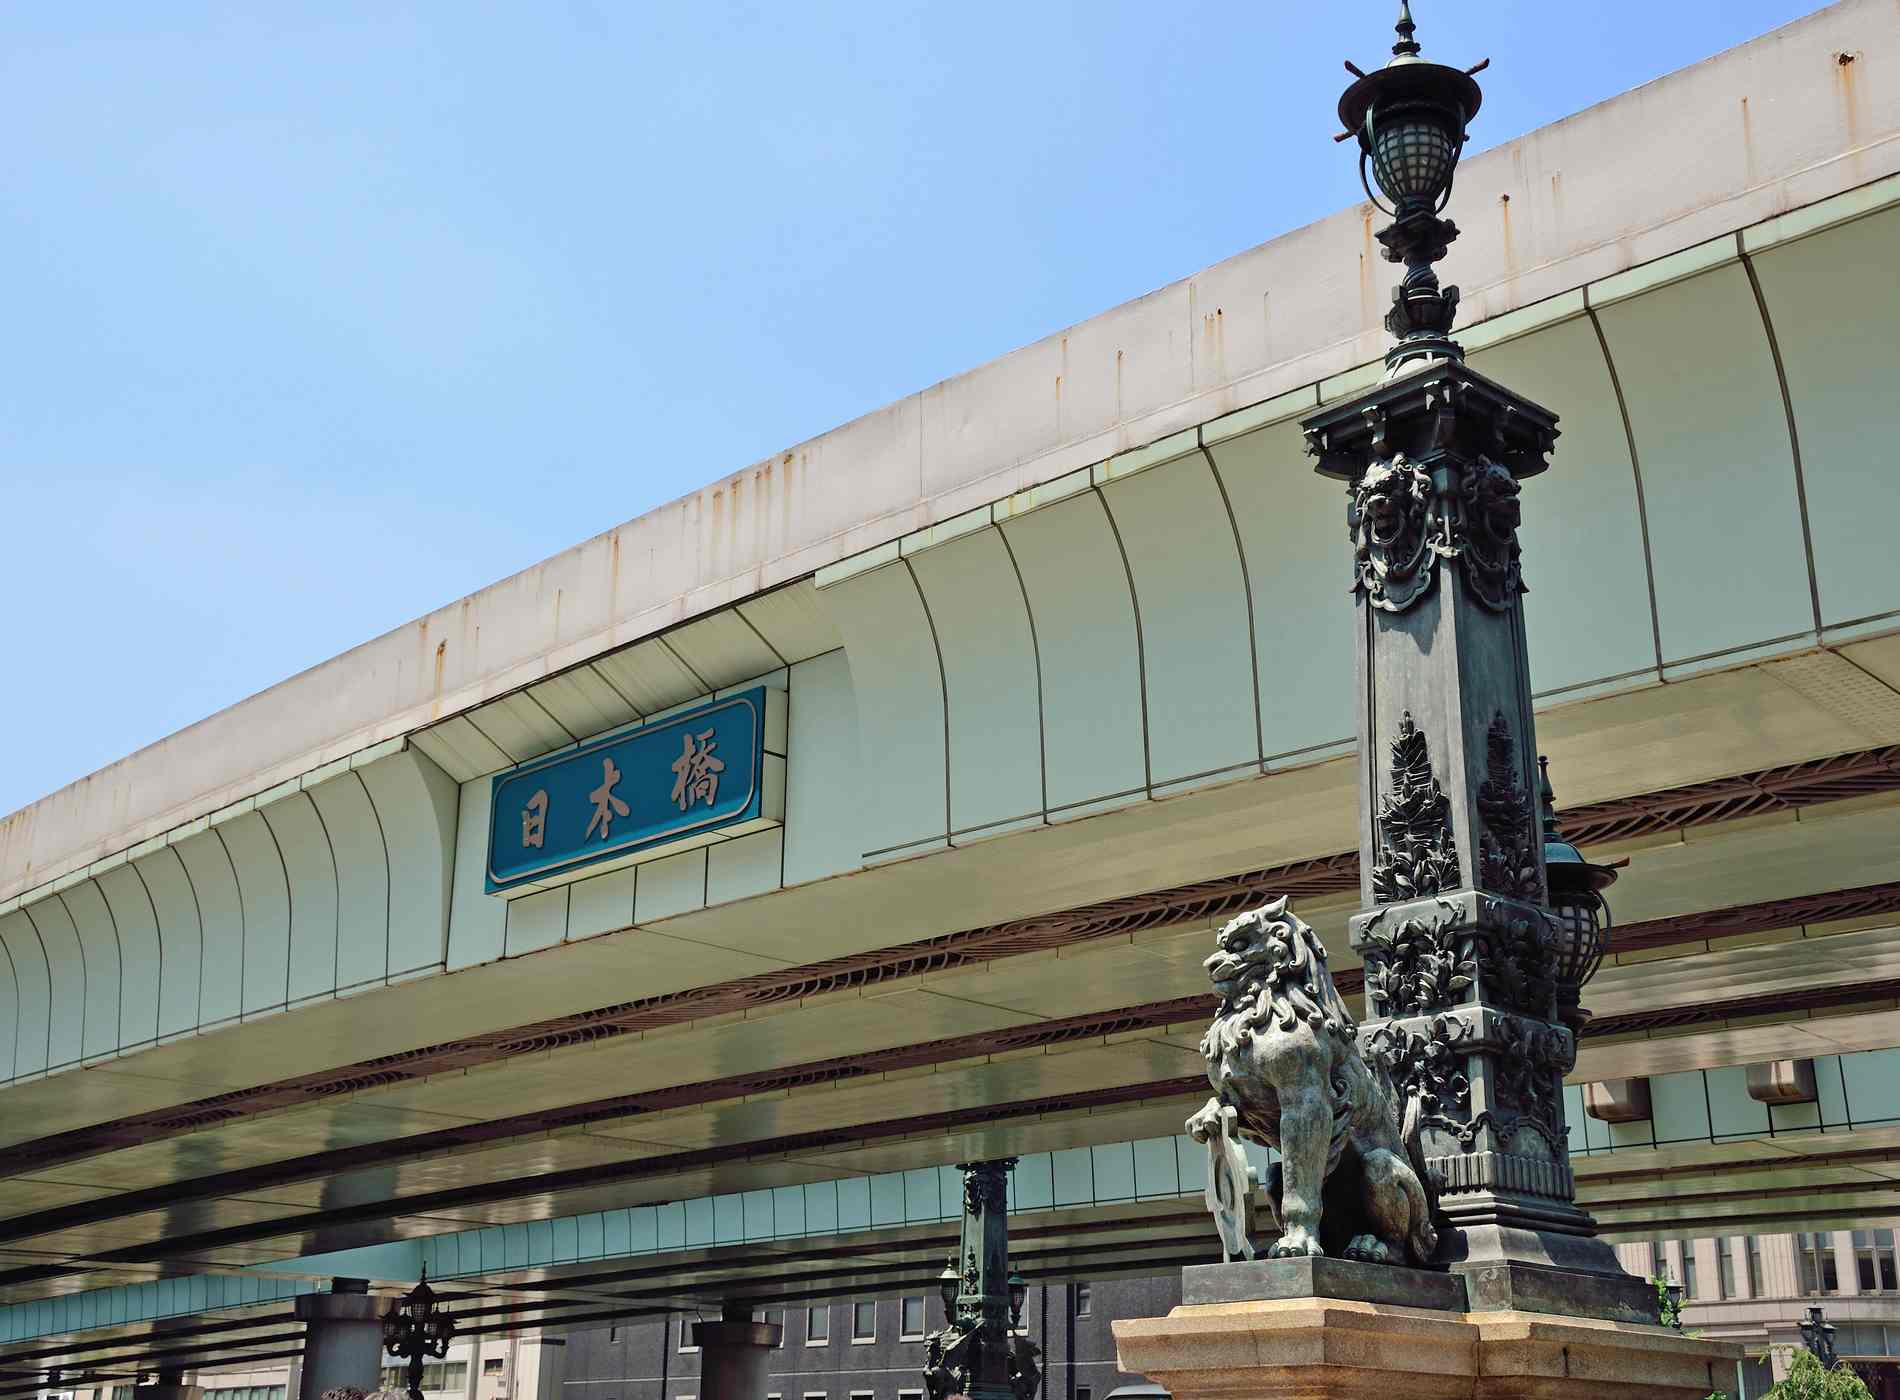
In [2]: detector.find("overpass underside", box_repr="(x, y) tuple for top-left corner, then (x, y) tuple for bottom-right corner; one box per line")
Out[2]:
(5, 0), (1900, 1386)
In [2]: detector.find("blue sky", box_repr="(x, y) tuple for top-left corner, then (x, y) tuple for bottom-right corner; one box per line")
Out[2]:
(0, 1), (1828, 817)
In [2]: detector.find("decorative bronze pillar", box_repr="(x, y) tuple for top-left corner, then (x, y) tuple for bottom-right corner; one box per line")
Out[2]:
(1300, 3), (1648, 1318)
(923, 1160), (1040, 1400)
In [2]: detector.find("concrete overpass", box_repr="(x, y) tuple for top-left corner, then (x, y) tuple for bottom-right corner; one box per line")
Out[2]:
(5, 0), (1900, 1389)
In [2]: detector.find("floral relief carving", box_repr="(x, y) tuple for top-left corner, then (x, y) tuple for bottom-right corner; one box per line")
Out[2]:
(1492, 1017), (1573, 1136)
(1476, 711), (1541, 901)
(1359, 902), (1475, 1017)
(1365, 1013), (1472, 1127)
(1371, 714), (1460, 904)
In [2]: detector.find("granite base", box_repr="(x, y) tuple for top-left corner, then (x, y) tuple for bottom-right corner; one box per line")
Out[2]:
(1114, 1295), (1741, 1400)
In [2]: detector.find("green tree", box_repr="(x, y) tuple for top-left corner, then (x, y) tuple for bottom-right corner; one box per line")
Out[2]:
(1763, 1348), (1874, 1399)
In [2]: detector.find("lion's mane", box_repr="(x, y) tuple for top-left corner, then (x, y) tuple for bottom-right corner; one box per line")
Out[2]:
(1200, 896), (1357, 1065)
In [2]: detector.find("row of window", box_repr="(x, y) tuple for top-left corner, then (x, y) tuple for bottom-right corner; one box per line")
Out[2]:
(203, 1388), (286, 1400)
(1649, 1231), (1900, 1301)
(1795, 1231), (1900, 1296)
(378, 1363), (470, 1393)
(613, 1284), (1095, 1352)
(1691, 1236), (1762, 1302)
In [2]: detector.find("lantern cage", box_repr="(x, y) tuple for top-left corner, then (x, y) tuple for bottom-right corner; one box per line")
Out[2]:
(1007, 1269), (1028, 1328)
(1336, 2), (1484, 220)
(938, 1255), (961, 1315)
(383, 1270), (454, 1372)
(1539, 758), (1618, 1028)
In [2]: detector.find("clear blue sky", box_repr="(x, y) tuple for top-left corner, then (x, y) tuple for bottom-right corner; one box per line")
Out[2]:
(0, 1), (1828, 817)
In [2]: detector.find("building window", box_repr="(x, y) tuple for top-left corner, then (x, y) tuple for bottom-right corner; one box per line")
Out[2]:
(807, 1306), (830, 1345)
(1678, 1242), (1698, 1300)
(380, 1365), (468, 1394)
(1797, 1232), (1840, 1295)
(483, 1359), (506, 1377)
(1075, 1281), (1091, 1317)
(852, 1301), (876, 1343)
(1856, 1229), (1899, 1291)
(204, 1389), (288, 1400)
(850, 1392), (874, 1400)
(1717, 1240), (1737, 1300)
(1078, 1389), (1093, 1400)
(1747, 1236), (1764, 1298)
(901, 1295), (927, 1339)
(900, 1392), (925, 1400)
(679, 1316), (699, 1353)
(608, 1324), (619, 1343)
(766, 1309), (784, 1348)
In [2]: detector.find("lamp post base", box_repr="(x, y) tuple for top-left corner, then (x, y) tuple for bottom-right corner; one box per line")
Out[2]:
(1115, 1294), (1740, 1400)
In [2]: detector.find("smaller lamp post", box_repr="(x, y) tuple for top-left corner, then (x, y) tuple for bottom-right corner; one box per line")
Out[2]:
(1801, 1304), (1840, 1369)
(922, 1161), (1041, 1400)
(382, 1270), (454, 1400)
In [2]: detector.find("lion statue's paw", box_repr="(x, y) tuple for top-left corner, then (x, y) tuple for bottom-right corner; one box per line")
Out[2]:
(1343, 1234), (1398, 1264)
(1268, 1229), (1325, 1259)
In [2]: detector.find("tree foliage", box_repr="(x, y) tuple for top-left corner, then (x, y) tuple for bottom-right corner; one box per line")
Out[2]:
(1763, 1349), (1875, 1399)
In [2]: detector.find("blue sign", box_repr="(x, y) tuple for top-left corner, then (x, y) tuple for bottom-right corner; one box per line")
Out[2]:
(486, 688), (767, 893)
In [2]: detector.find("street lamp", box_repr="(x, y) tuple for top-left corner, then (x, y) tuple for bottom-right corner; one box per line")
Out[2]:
(921, 1161), (1041, 1400)
(1294, 0), (1659, 1320)
(1540, 758), (1618, 1031)
(1801, 1305), (1840, 1369)
(1336, 0), (1489, 370)
(382, 1270), (454, 1400)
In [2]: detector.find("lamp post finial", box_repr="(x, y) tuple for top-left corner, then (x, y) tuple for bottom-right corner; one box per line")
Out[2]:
(1394, 1), (1421, 59)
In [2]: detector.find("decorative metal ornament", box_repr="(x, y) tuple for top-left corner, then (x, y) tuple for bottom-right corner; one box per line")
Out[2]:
(1365, 1013), (1472, 1124)
(1370, 714), (1460, 902)
(1476, 712), (1541, 899)
(1492, 1016), (1574, 1135)
(1348, 455), (1438, 609)
(1476, 898), (1559, 1018)
(1358, 903), (1473, 1017)
(1455, 459), (1526, 608)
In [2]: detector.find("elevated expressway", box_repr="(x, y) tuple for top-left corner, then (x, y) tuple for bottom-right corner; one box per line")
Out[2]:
(6, 0), (1900, 1388)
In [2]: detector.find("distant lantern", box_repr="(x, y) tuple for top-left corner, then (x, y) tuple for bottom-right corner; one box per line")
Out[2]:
(938, 1254), (962, 1316)
(383, 1269), (454, 1400)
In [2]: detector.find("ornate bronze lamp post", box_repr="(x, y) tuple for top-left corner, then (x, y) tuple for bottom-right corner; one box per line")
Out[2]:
(381, 1271), (454, 1400)
(1801, 1304), (1840, 1369)
(1298, 0), (1644, 1315)
(922, 1160), (1041, 1400)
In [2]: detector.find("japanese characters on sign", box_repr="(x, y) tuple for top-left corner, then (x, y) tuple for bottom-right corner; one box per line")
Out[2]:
(485, 688), (771, 894)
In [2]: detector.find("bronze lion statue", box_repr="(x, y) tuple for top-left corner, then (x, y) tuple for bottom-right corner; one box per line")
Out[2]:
(1187, 896), (1437, 1265)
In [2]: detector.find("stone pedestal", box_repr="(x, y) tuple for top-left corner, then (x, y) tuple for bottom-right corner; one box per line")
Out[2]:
(291, 1278), (385, 1400)
(693, 1302), (782, 1400)
(1115, 1296), (1741, 1400)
